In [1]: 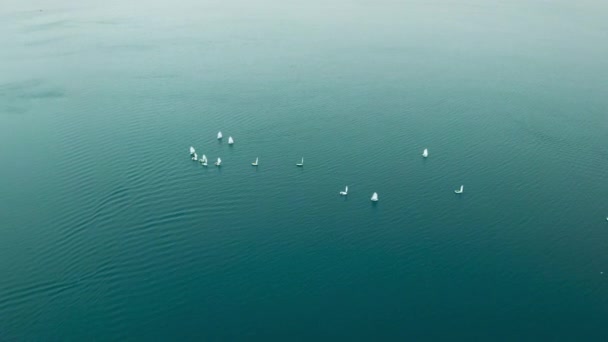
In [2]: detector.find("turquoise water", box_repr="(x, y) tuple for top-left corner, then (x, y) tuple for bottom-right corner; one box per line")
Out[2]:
(1, 0), (608, 339)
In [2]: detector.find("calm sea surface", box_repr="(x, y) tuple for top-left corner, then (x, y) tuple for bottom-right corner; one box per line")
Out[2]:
(1, 0), (607, 340)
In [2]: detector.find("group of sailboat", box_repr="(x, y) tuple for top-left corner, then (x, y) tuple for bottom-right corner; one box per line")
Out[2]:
(217, 131), (235, 145)
(338, 186), (377, 201)
(339, 186), (378, 202)
(189, 147), (217, 167)
(338, 186), (377, 202)
(189, 132), (235, 168)
(420, 147), (463, 193)
(190, 143), (464, 200)
(336, 186), (458, 201)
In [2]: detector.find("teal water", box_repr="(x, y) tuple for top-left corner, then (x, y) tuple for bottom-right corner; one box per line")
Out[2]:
(1, 0), (608, 339)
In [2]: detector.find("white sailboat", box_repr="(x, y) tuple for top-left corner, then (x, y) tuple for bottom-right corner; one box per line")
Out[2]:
(454, 185), (464, 194)
(215, 157), (222, 166)
(191, 152), (198, 161)
(217, 131), (223, 140)
(251, 157), (258, 166)
(339, 186), (348, 196)
(422, 148), (428, 158)
(228, 136), (234, 145)
(371, 192), (379, 202)
(296, 157), (304, 167)
(189, 146), (196, 155)
(200, 154), (208, 166)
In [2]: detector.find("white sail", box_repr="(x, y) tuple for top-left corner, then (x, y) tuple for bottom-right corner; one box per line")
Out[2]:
(192, 152), (198, 161)
(455, 185), (464, 194)
(217, 131), (223, 139)
(215, 157), (222, 166)
(189, 146), (195, 155)
(371, 192), (378, 202)
(339, 186), (348, 196)
(296, 157), (304, 166)
(202, 154), (207, 163)
(422, 148), (428, 158)
(252, 157), (258, 166)
(228, 136), (234, 144)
